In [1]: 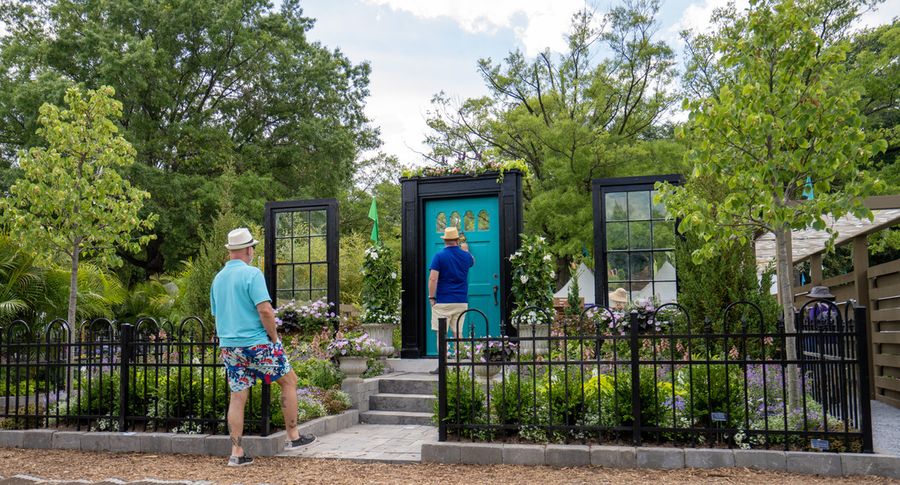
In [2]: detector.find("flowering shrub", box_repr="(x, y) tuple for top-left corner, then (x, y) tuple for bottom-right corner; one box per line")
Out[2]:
(326, 332), (385, 359)
(509, 234), (555, 320)
(361, 244), (400, 325)
(458, 340), (518, 363)
(401, 158), (529, 182)
(586, 297), (675, 335)
(274, 298), (338, 334)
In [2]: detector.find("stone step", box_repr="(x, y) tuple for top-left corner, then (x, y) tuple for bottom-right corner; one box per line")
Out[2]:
(359, 410), (435, 426)
(369, 393), (436, 413)
(378, 378), (437, 395)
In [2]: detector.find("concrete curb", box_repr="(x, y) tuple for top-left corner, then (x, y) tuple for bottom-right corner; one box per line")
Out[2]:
(421, 443), (900, 479)
(0, 409), (359, 458)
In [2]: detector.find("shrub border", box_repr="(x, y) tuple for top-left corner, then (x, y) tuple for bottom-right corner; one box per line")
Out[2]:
(422, 442), (900, 478)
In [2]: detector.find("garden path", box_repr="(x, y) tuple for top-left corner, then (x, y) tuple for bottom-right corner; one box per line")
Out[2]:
(276, 424), (437, 463)
(871, 399), (900, 456)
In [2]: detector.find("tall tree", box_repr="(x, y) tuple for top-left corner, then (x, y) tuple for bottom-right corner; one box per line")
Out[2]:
(659, 0), (886, 404)
(0, 0), (378, 274)
(424, 1), (683, 279)
(0, 86), (155, 328)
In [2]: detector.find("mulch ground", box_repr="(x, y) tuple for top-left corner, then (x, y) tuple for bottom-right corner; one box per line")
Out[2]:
(0, 448), (897, 484)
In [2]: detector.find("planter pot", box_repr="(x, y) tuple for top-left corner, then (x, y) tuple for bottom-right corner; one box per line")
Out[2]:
(515, 323), (550, 355)
(361, 323), (395, 357)
(337, 356), (368, 379)
(473, 362), (502, 380)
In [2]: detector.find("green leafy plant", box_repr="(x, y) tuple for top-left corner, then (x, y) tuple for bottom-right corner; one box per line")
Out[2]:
(360, 244), (400, 325)
(509, 234), (555, 321)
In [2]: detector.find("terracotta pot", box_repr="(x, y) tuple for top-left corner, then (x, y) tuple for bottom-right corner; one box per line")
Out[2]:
(337, 356), (368, 379)
(361, 323), (395, 357)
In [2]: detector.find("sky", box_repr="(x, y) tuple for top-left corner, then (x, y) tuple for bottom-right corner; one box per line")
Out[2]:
(298, 0), (899, 166)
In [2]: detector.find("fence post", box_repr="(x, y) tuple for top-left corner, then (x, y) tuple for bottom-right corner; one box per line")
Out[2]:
(438, 317), (447, 442)
(629, 311), (641, 446)
(854, 305), (874, 453)
(119, 323), (133, 432)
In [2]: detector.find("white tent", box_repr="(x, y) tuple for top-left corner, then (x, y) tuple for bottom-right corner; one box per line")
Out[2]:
(632, 261), (677, 303)
(553, 263), (596, 305)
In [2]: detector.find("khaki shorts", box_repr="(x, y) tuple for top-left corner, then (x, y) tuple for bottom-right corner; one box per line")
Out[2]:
(431, 303), (468, 336)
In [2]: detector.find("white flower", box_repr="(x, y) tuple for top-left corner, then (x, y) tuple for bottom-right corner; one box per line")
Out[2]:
(543, 254), (551, 262)
(391, 272), (397, 279)
(371, 252), (379, 260)
(520, 275), (529, 284)
(538, 236), (546, 242)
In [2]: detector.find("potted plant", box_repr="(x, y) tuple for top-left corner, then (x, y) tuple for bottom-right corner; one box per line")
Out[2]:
(360, 243), (400, 356)
(274, 298), (339, 334)
(458, 340), (518, 379)
(326, 332), (385, 379)
(509, 234), (555, 355)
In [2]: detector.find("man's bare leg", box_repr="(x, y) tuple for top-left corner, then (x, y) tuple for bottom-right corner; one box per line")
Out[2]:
(276, 370), (300, 441)
(228, 389), (250, 457)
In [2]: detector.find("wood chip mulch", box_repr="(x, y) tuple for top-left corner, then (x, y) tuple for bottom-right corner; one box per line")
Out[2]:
(0, 448), (897, 484)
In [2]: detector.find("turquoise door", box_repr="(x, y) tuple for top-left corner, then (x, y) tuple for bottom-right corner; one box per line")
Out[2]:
(424, 196), (501, 356)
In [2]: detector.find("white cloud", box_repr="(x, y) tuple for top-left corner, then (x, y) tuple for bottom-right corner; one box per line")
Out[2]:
(362, 0), (585, 55)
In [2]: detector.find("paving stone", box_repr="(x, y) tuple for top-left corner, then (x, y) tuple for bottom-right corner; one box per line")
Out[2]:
(139, 433), (172, 454)
(502, 444), (545, 465)
(205, 435), (231, 457)
(785, 451), (842, 476)
(684, 448), (734, 469)
(636, 447), (685, 469)
(0, 431), (24, 448)
(732, 449), (785, 471)
(51, 431), (83, 450)
(591, 445), (636, 468)
(170, 434), (209, 455)
(22, 430), (54, 449)
(298, 418), (326, 437)
(421, 442), (461, 464)
(840, 453), (900, 479)
(546, 444), (590, 467)
(324, 415), (340, 434)
(107, 433), (141, 453)
(81, 432), (113, 452)
(458, 442), (503, 465)
(241, 435), (280, 457)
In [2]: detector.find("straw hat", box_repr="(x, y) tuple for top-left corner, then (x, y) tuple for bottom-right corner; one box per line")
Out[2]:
(608, 287), (629, 304)
(440, 226), (460, 240)
(225, 227), (259, 250)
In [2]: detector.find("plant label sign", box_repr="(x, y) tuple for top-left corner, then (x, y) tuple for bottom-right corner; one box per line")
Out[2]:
(811, 439), (830, 450)
(711, 412), (727, 422)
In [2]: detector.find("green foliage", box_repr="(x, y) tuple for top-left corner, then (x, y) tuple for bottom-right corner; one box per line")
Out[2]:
(509, 234), (556, 317)
(293, 358), (343, 391)
(339, 232), (368, 306)
(434, 369), (487, 439)
(679, 361), (747, 428)
(0, 237), (45, 324)
(361, 244), (400, 325)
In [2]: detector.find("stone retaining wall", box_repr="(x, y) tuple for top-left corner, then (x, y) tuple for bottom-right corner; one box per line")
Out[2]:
(0, 410), (358, 457)
(422, 442), (900, 479)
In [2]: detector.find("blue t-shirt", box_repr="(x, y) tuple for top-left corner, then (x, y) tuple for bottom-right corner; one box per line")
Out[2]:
(210, 260), (272, 348)
(429, 246), (475, 303)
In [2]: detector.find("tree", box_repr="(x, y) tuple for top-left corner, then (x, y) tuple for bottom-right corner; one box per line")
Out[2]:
(0, 0), (378, 275)
(0, 86), (156, 329)
(658, 0), (887, 405)
(424, 1), (683, 281)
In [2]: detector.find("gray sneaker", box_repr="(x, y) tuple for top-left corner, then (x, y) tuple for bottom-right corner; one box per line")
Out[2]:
(227, 454), (253, 467)
(285, 434), (316, 450)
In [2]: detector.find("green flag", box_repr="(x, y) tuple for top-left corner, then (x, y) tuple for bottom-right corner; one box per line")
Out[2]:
(368, 197), (380, 245)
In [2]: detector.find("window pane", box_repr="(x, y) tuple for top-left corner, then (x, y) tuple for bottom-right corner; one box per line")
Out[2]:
(276, 238), (291, 264)
(293, 238), (309, 263)
(632, 280), (654, 301)
(276, 212), (292, 238)
(449, 211), (461, 229)
(627, 191), (651, 220)
(464, 211), (475, 232)
(605, 193), (627, 221)
(651, 190), (667, 219)
(607, 253), (629, 282)
(655, 281), (677, 304)
(311, 288), (328, 302)
(477, 210), (490, 231)
(293, 211), (310, 237)
(653, 221), (676, 249)
(293, 265), (311, 291)
(277, 265), (292, 291)
(311, 263), (328, 291)
(630, 252), (652, 281)
(310, 236), (327, 263)
(607, 282), (631, 307)
(654, 251), (676, 279)
(309, 210), (327, 236)
(436, 212), (446, 233)
(606, 222), (628, 250)
(277, 290), (292, 303)
(629, 221), (651, 250)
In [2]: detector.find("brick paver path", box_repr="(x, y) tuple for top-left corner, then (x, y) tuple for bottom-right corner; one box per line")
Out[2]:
(276, 424), (437, 463)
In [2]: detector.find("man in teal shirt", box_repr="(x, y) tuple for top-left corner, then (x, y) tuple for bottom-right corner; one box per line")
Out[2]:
(211, 227), (315, 466)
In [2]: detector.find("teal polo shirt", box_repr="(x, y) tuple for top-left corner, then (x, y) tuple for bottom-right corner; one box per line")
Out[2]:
(210, 260), (272, 348)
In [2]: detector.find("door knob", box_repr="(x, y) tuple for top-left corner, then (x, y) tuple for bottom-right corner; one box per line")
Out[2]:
(493, 285), (499, 306)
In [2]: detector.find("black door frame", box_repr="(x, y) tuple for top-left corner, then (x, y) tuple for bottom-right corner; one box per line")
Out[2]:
(591, 175), (682, 308)
(263, 198), (340, 309)
(400, 171), (523, 358)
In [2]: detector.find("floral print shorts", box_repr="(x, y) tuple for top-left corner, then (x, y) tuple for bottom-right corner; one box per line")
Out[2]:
(220, 341), (291, 392)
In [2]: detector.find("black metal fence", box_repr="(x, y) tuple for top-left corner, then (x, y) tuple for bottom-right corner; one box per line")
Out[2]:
(437, 300), (874, 453)
(0, 318), (272, 435)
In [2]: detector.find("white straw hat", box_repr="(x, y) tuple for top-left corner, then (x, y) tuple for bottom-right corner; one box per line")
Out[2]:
(225, 227), (259, 250)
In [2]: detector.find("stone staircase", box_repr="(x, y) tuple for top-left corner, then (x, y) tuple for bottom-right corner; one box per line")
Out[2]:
(359, 373), (437, 426)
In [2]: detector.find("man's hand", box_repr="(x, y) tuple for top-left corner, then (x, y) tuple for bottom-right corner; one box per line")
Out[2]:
(460, 242), (469, 252)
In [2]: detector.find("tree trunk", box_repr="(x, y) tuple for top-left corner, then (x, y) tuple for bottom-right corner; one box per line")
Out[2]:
(774, 225), (800, 408)
(66, 243), (81, 393)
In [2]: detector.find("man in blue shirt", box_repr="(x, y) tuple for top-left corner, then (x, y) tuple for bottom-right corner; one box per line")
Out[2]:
(428, 226), (475, 373)
(211, 227), (315, 467)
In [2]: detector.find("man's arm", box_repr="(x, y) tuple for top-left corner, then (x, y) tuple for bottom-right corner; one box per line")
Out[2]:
(257, 301), (279, 343)
(428, 270), (439, 306)
(460, 242), (475, 265)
